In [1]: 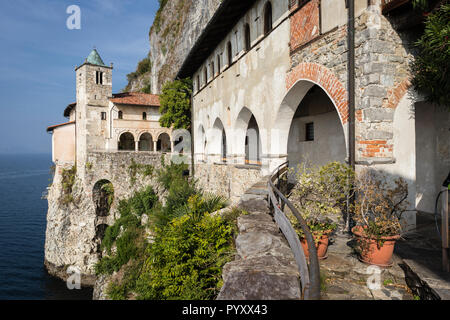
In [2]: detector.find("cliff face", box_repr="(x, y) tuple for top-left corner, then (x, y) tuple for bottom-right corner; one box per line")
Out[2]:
(126, 0), (221, 93)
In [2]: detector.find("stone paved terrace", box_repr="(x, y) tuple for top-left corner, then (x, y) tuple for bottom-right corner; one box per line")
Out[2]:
(394, 212), (450, 300)
(218, 178), (450, 300)
(222, 178), (420, 300)
(321, 230), (414, 300)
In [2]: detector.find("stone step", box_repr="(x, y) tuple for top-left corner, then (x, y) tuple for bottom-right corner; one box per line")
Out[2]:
(217, 181), (302, 300)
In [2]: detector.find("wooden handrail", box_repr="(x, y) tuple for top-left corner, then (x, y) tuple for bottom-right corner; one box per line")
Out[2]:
(267, 161), (321, 299)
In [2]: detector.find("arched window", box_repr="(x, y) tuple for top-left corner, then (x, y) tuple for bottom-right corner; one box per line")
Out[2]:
(118, 111), (123, 119)
(244, 23), (251, 52)
(222, 128), (227, 162)
(138, 133), (153, 151)
(143, 112), (147, 120)
(211, 61), (215, 77)
(197, 75), (200, 91)
(157, 133), (171, 153)
(96, 71), (103, 85)
(264, 2), (273, 36)
(245, 115), (261, 165)
(227, 41), (232, 66)
(204, 67), (208, 85)
(217, 55), (221, 74)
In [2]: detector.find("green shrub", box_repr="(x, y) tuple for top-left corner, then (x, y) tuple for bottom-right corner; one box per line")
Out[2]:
(106, 281), (128, 300)
(129, 159), (154, 185)
(97, 160), (235, 300)
(159, 78), (193, 130)
(411, 3), (450, 107)
(95, 186), (158, 275)
(134, 204), (236, 300)
(61, 165), (76, 205)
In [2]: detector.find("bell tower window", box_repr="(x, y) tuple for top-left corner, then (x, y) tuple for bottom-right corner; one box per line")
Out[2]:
(96, 71), (103, 85)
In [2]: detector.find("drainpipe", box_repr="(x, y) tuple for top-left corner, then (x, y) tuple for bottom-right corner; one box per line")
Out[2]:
(347, 0), (356, 170)
(347, 0), (356, 233)
(190, 92), (195, 177)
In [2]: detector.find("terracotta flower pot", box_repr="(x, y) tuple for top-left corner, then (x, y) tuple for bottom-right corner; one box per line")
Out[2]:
(300, 230), (331, 260)
(352, 226), (400, 267)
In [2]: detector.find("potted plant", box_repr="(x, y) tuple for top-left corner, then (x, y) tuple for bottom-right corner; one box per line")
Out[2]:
(288, 162), (354, 259)
(352, 170), (409, 267)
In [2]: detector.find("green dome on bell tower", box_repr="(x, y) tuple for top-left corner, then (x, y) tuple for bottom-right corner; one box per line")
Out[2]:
(85, 48), (108, 67)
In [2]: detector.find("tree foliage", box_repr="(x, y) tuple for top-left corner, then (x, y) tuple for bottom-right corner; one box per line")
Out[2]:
(95, 161), (232, 300)
(159, 78), (193, 130)
(411, 3), (450, 107)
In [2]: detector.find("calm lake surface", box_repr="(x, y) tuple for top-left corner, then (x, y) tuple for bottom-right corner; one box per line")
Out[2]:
(0, 154), (92, 300)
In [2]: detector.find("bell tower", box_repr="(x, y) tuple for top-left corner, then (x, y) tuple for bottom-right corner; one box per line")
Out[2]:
(74, 49), (114, 173)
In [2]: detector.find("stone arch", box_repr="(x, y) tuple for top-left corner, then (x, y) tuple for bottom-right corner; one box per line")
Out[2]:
(92, 180), (114, 217)
(263, 1), (273, 35)
(157, 132), (171, 152)
(138, 132), (153, 151)
(383, 78), (411, 109)
(273, 63), (349, 156)
(234, 107), (262, 165)
(209, 117), (227, 157)
(118, 132), (135, 151)
(286, 63), (349, 124)
(196, 124), (207, 160)
(286, 85), (347, 171)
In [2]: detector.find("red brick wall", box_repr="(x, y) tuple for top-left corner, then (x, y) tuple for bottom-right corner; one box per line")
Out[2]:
(357, 140), (393, 159)
(290, 0), (320, 52)
(286, 62), (349, 125)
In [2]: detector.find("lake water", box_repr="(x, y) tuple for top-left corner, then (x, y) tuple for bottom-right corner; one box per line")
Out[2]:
(0, 154), (92, 300)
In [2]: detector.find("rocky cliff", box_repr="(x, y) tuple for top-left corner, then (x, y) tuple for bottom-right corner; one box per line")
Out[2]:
(126, 0), (221, 94)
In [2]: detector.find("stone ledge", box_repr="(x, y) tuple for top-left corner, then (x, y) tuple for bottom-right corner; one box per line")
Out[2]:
(217, 186), (302, 300)
(401, 259), (450, 300)
(44, 259), (96, 287)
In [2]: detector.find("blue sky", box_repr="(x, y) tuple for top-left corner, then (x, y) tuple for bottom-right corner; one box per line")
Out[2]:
(0, 0), (159, 154)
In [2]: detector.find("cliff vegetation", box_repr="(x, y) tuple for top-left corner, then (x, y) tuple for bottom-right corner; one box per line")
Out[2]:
(124, 0), (221, 94)
(95, 160), (241, 300)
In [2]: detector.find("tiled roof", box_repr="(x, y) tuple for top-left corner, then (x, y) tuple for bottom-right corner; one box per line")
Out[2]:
(109, 92), (160, 106)
(47, 121), (75, 132)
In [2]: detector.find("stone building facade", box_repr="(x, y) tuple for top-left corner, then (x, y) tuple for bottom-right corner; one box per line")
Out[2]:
(45, 50), (175, 283)
(177, 0), (450, 226)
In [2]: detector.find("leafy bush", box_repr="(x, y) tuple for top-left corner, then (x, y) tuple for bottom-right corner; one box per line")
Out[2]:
(95, 186), (158, 275)
(159, 78), (193, 130)
(156, 160), (188, 190)
(288, 162), (354, 241)
(411, 3), (450, 107)
(61, 165), (76, 205)
(353, 170), (409, 241)
(96, 160), (233, 300)
(134, 198), (236, 300)
(101, 182), (114, 207)
(128, 160), (154, 185)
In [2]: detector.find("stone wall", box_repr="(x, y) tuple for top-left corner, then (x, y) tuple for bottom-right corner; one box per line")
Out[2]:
(45, 152), (170, 285)
(289, 3), (414, 163)
(195, 163), (263, 203)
